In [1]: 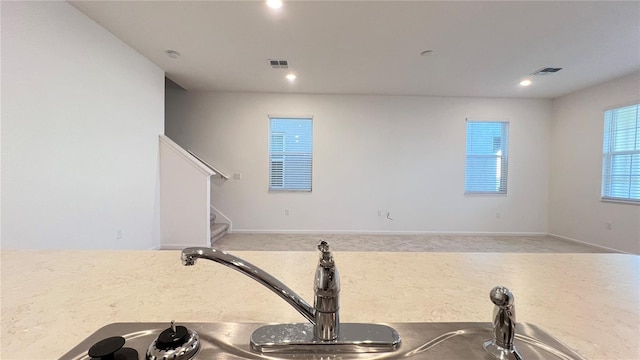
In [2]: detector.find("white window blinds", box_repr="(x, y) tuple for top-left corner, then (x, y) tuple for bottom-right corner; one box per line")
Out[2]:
(269, 117), (313, 191)
(602, 104), (639, 203)
(465, 121), (509, 194)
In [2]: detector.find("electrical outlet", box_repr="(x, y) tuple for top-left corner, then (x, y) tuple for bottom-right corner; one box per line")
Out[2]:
(116, 230), (122, 239)
(496, 212), (501, 219)
(233, 173), (242, 180)
(377, 210), (382, 217)
(606, 222), (612, 230)
(284, 209), (290, 216)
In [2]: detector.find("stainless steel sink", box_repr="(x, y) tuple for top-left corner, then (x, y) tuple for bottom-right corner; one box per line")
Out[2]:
(60, 322), (586, 359)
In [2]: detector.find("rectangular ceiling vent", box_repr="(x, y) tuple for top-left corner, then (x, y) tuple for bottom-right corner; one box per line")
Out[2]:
(269, 59), (289, 69)
(530, 67), (563, 76)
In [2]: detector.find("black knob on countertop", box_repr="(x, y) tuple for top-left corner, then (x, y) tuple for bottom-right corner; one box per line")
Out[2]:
(88, 336), (139, 360)
(155, 325), (190, 350)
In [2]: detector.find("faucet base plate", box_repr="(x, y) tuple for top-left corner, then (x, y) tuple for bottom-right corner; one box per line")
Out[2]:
(250, 323), (401, 353)
(483, 341), (524, 360)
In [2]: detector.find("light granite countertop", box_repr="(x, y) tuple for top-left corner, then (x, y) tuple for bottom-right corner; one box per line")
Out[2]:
(1, 250), (638, 359)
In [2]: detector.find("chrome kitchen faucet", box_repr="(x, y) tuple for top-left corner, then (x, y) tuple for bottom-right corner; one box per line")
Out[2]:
(181, 241), (400, 353)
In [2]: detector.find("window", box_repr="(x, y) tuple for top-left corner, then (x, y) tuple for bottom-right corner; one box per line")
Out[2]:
(465, 120), (509, 194)
(602, 104), (639, 203)
(269, 117), (313, 191)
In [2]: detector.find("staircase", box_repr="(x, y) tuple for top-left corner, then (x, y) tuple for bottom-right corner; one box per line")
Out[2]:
(210, 212), (229, 246)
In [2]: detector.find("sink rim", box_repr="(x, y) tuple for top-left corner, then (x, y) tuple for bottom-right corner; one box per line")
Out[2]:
(59, 321), (586, 360)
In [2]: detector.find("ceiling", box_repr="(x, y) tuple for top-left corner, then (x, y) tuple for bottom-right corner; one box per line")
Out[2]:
(69, 1), (640, 99)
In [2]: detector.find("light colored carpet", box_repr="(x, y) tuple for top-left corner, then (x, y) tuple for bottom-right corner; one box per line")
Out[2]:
(213, 233), (613, 253)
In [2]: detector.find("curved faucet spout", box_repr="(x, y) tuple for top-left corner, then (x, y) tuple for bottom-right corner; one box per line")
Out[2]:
(181, 247), (316, 325)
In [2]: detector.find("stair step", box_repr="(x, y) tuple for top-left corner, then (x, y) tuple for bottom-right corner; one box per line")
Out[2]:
(210, 222), (229, 245)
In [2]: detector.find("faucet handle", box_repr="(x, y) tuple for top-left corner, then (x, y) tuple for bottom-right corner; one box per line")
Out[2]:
(318, 240), (330, 253)
(489, 286), (514, 308)
(317, 241), (335, 267)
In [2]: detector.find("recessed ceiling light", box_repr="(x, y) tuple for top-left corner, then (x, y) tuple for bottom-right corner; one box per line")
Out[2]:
(266, 0), (283, 9)
(166, 50), (180, 59)
(286, 73), (296, 81)
(519, 79), (532, 86)
(420, 50), (434, 56)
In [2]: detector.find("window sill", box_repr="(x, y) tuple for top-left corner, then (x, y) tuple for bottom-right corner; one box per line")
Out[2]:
(601, 198), (640, 206)
(269, 189), (312, 193)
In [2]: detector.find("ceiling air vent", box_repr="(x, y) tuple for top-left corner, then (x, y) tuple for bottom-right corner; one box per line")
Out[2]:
(530, 67), (563, 76)
(269, 59), (289, 69)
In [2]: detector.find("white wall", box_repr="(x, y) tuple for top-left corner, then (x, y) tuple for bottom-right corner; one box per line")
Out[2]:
(166, 92), (551, 234)
(159, 135), (213, 249)
(549, 72), (640, 254)
(1, 1), (164, 249)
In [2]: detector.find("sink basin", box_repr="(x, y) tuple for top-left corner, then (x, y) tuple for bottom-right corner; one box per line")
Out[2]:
(60, 322), (586, 359)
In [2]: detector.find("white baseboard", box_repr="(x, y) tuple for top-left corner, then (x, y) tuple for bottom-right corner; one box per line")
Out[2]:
(547, 233), (629, 254)
(148, 245), (161, 250)
(231, 229), (548, 236)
